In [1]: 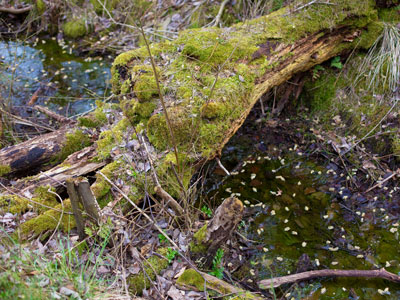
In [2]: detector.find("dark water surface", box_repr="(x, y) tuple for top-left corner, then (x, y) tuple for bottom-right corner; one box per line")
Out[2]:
(0, 38), (111, 117)
(205, 137), (400, 299)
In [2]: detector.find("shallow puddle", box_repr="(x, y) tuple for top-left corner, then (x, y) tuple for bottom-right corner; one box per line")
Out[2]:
(206, 142), (400, 299)
(0, 38), (111, 117)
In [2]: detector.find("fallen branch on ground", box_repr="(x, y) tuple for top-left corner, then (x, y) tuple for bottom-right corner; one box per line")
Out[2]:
(0, 5), (32, 14)
(258, 268), (400, 289)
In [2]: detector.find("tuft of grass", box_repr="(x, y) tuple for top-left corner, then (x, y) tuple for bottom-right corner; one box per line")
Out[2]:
(0, 226), (117, 299)
(355, 23), (400, 98)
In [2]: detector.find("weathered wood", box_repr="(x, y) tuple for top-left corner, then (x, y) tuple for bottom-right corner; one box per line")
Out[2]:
(11, 146), (105, 195)
(258, 268), (400, 289)
(190, 197), (243, 267)
(66, 179), (86, 240)
(77, 178), (101, 224)
(0, 126), (71, 176)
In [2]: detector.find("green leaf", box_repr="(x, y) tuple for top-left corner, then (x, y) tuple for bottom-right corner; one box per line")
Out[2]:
(330, 56), (343, 69)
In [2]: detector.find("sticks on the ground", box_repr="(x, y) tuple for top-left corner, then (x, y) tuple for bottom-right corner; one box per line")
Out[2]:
(0, 5), (32, 14)
(33, 105), (73, 124)
(154, 185), (184, 216)
(258, 268), (400, 289)
(66, 179), (86, 240)
(66, 177), (102, 240)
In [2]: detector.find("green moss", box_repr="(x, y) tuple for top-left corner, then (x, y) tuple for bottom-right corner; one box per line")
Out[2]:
(133, 74), (159, 102)
(177, 268), (258, 299)
(120, 79), (132, 95)
(0, 164), (11, 177)
(177, 269), (205, 291)
(128, 248), (169, 295)
(0, 195), (29, 214)
(121, 99), (156, 124)
(78, 101), (108, 128)
(189, 223), (208, 254)
(90, 0), (118, 14)
(54, 129), (92, 163)
(200, 102), (225, 119)
(96, 118), (130, 160)
(303, 72), (338, 112)
(32, 186), (59, 213)
(19, 200), (75, 240)
(378, 7), (400, 23)
(91, 160), (121, 207)
(147, 111), (194, 151)
(36, 0), (45, 14)
(63, 19), (88, 39)
(357, 21), (385, 49)
(0, 186), (59, 215)
(156, 153), (195, 198)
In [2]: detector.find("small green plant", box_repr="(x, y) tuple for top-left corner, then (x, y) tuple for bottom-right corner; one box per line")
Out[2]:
(330, 56), (343, 69)
(158, 231), (168, 244)
(312, 65), (325, 79)
(238, 220), (245, 230)
(129, 166), (137, 178)
(209, 248), (224, 279)
(166, 248), (178, 263)
(201, 205), (212, 217)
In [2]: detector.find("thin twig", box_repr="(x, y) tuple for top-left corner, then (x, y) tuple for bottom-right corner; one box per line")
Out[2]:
(365, 169), (400, 193)
(259, 268), (400, 289)
(216, 158), (230, 176)
(139, 24), (181, 173)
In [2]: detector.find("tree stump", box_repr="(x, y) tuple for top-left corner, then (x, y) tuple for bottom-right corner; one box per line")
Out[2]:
(190, 197), (243, 268)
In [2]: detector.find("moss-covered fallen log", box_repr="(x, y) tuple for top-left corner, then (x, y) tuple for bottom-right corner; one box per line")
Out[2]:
(110, 0), (380, 168)
(0, 125), (93, 177)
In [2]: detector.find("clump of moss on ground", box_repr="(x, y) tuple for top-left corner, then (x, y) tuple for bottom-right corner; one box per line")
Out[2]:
(0, 186), (59, 215)
(96, 118), (130, 160)
(91, 160), (122, 207)
(18, 200), (74, 240)
(127, 248), (169, 295)
(78, 101), (108, 128)
(63, 19), (89, 39)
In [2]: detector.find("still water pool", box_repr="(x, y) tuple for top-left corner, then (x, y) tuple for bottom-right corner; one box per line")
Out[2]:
(0, 38), (111, 117)
(206, 142), (400, 299)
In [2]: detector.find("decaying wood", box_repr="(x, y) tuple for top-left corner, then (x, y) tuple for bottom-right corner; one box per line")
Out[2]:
(0, 126), (72, 176)
(11, 146), (105, 195)
(191, 197), (243, 267)
(258, 268), (400, 289)
(66, 179), (86, 240)
(77, 179), (101, 224)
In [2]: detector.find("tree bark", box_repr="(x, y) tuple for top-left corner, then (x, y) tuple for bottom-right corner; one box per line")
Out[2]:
(0, 126), (71, 176)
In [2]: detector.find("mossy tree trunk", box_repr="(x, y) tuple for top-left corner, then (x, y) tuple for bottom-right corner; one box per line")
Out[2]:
(108, 0), (381, 193)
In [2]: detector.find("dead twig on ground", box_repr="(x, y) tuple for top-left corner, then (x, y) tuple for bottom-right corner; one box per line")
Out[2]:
(0, 5), (32, 15)
(259, 268), (400, 289)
